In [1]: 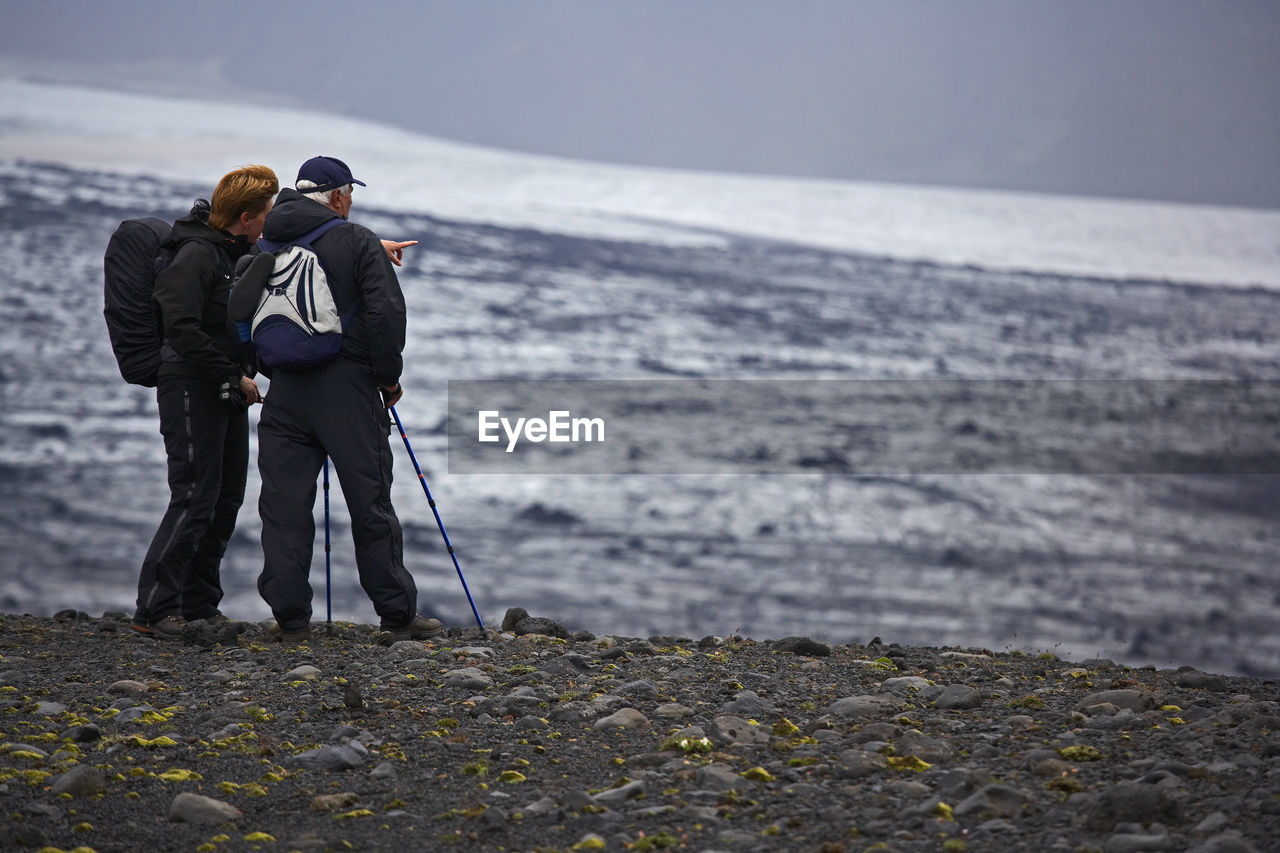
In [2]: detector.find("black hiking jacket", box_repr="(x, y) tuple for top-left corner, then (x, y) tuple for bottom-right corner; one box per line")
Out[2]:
(259, 189), (406, 387)
(153, 209), (253, 385)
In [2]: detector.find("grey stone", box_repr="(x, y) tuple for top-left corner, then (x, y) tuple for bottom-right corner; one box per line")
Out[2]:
(783, 783), (827, 797)
(1085, 783), (1184, 832)
(695, 763), (752, 793)
(514, 617), (570, 639)
(881, 676), (933, 694)
(895, 729), (955, 762)
(1076, 690), (1155, 713)
(1103, 830), (1175, 852)
(592, 779), (646, 804)
(501, 607), (530, 632)
(508, 685), (541, 697)
(653, 702), (693, 720)
(514, 715), (548, 730)
(500, 695), (545, 717)
(771, 636), (831, 656)
(954, 784), (1031, 820)
(836, 749), (888, 779)
(1203, 701), (1280, 729)
(717, 689), (773, 717)
(707, 715), (770, 746)
(828, 694), (899, 718)
(389, 809), (423, 819)
(1175, 670), (1231, 691)
(628, 805), (677, 817)
(294, 742), (369, 772)
(719, 829), (760, 845)
(593, 708), (650, 730)
(182, 619), (242, 648)
(548, 701), (596, 723)
(51, 765), (106, 797)
(328, 724), (365, 743)
(32, 701), (67, 716)
(311, 792), (361, 813)
(1194, 812), (1230, 835)
(114, 705), (161, 724)
(443, 667), (494, 690)
(107, 679), (151, 698)
(284, 665), (321, 681)
(611, 678), (661, 698)
(934, 684), (982, 710)
(563, 790), (594, 812)
(540, 654), (592, 675)
(383, 640), (432, 659)
(1033, 758), (1073, 778)
(169, 792), (242, 824)
(370, 761), (397, 784)
(591, 695), (628, 715)
(665, 724), (708, 746)
(520, 796), (558, 816)
(1188, 835), (1261, 853)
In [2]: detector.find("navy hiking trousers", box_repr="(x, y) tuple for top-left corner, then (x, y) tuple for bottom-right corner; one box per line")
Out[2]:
(256, 357), (418, 631)
(135, 374), (247, 623)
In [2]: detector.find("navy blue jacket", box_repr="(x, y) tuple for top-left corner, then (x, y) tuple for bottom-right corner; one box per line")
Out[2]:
(259, 189), (406, 387)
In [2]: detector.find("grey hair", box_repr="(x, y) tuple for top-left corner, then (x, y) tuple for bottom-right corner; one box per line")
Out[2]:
(297, 180), (352, 207)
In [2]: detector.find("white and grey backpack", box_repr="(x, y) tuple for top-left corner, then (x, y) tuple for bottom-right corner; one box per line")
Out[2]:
(240, 218), (352, 370)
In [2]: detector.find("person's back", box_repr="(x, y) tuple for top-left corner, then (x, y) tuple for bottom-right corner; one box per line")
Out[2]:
(254, 156), (440, 644)
(258, 187), (405, 383)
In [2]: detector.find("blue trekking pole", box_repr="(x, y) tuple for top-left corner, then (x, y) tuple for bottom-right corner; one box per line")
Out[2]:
(323, 458), (332, 624)
(389, 405), (484, 629)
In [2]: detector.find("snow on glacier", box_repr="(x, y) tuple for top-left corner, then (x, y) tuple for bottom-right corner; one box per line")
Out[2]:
(2, 76), (1277, 288)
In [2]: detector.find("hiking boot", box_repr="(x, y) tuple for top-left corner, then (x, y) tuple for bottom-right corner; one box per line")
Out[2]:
(184, 612), (231, 624)
(131, 614), (186, 640)
(269, 622), (312, 644)
(379, 614), (444, 643)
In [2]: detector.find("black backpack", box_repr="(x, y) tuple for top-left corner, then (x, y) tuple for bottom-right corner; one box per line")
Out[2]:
(102, 200), (208, 387)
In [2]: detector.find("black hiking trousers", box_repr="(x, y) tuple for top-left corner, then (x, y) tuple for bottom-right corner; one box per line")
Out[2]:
(256, 357), (418, 631)
(135, 374), (248, 624)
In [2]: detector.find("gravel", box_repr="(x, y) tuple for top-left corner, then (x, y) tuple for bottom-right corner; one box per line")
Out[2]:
(0, 609), (1275, 852)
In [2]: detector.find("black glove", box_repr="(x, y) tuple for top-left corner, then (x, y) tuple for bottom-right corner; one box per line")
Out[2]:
(219, 380), (250, 412)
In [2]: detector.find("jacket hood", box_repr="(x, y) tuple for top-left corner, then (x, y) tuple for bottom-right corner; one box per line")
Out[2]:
(261, 188), (344, 243)
(168, 200), (249, 258)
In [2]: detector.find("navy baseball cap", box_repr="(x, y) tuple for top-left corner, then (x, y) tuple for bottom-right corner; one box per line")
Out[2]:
(296, 156), (367, 193)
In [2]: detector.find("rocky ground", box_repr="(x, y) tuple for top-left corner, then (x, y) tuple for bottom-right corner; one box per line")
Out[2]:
(0, 610), (1276, 853)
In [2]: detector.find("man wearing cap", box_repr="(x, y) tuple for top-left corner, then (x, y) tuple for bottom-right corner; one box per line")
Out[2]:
(254, 155), (442, 644)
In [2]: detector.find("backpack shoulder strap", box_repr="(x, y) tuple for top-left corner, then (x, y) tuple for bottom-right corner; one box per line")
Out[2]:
(257, 217), (344, 254)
